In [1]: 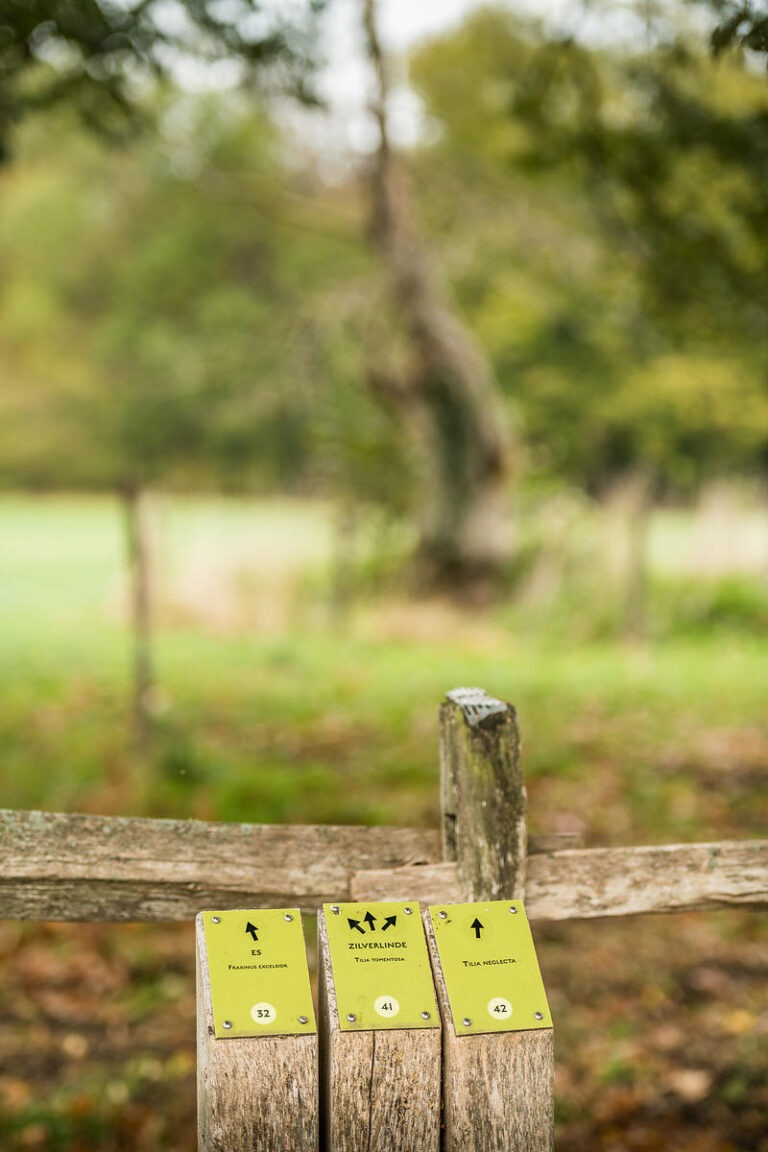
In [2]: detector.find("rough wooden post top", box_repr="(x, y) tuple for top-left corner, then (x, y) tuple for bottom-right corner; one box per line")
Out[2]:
(444, 687), (512, 729)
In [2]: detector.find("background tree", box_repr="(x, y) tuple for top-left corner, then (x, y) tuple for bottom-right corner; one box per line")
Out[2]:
(359, 0), (515, 600)
(0, 98), (338, 750)
(409, 6), (768, 493)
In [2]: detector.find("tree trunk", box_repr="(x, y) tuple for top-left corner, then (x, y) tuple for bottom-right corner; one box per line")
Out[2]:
(122, 483), (154, 758)
(361, 0), (514, 600)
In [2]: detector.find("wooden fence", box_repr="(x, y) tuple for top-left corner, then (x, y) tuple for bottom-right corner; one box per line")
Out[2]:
(1, 687), (767, 1150)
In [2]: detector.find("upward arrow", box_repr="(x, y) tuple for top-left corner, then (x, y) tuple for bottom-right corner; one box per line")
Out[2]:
(245, 922), (259, 942)
(470, 918), (484, 940)
(363, 911), (377, 932)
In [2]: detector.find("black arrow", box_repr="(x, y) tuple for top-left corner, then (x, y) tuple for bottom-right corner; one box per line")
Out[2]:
(348, 918), (365, 934)
(245, 922), (259, 942)
(381, 915), (397, 932)
(363, 911), (377, 932)
(470, 918), (484, 939)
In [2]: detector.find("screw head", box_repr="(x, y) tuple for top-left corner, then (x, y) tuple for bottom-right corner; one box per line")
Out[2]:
(330, 905), (340, 915)
(346, 1013), (356, 1023)
(222, 1020), (233, 1030)
(462, 1017), (472, 1027)
(298, 1016), (309, 1025)
(534, 1011), (544, 1021)
(421, 1011), (431, 1020)
(284, 913), (293, 922)
(211, 916), (221, 924)
(438, 911), (448, 920)
(403, 907), (413, 915)
(509, 906), (519, 914)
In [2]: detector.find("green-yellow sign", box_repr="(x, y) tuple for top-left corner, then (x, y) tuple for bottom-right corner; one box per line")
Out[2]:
(202, 908), (316, 1039)
(323, 901), (439, 1032)
(428, 901), (552, 1036)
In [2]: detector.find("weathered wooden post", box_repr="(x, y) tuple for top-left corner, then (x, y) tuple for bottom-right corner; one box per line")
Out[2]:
(318, 900), (442, 1151)
(440, 687), (527, 900)
(427, 687), (555, 1152)
(196, 908), (318, 1152)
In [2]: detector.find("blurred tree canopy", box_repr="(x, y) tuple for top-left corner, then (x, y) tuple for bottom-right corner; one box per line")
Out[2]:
(0, 96), (411, 505)
(703, 0), (768, 56)
(409, 4), (768, 496)
(0, 0), (325, 160)
(1, 0), (768, 558)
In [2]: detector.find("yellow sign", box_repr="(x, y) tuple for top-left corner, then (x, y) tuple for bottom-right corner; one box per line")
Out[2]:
(428, 900), (552, 1035)
(323, 901), (439, 1031)
(202, 908), (316, 1039)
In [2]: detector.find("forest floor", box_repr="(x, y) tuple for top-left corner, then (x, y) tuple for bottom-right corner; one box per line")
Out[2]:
(0, 494), (766, 1150)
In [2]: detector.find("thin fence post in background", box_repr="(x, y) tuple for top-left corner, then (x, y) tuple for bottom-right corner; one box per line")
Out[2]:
(431, 688), (555, 1152)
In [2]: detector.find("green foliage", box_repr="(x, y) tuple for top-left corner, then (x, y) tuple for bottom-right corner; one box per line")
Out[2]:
(409, 4), (768, 495)
(0, 0), (325, 160)
(0, 93), (418, 516)
(0, 99), (393, 505)
(703, 1), (768, 57)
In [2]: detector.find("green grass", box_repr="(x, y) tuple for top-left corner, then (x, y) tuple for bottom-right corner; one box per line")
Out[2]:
(1, 493), (767, 847)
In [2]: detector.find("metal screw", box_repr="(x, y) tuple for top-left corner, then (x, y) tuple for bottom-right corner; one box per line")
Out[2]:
(211, 916), (221, 924)
(330, 906), (340, 915)
(438, 911), (448, 920)
(404, 907), (413, 915)
(509, 906), (519, 914)
(346, 1013), (356, 1023)
(284, 913), (293, 922)
(534, 1012), (544, 1021)
(222, 1020), (232, 1030)
(299, 1016), (309, 1025)
(421, 1011), (431, 1020)
(462, 1017), (472, 1027)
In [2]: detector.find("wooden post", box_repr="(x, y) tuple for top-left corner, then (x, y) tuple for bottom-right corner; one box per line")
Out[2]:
(196, 916), (318, 1152)
(434, 688), (554, 1152)
(425, 911), (554, 1152)
(440, 687), (527, 900)
(318, 909), (441, 1152)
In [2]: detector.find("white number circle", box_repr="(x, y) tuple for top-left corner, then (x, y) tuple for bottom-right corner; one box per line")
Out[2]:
(487, 997), (512, 1020)
(250, 1002), (277, 1025)
(374, 995), (400, 1018)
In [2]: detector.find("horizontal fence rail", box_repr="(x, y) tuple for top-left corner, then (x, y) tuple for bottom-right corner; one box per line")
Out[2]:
(352, 840), (768, 918)
(1, 809), (766, 923)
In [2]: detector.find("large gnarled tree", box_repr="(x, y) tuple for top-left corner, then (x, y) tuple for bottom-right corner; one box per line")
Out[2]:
(361, 0), (515, 599)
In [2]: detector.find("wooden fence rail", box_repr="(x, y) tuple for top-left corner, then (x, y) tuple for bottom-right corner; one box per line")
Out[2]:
(1, 808), (766, 922)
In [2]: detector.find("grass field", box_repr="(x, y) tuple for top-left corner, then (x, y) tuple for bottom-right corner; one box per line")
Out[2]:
(1, 493), (767, 1150)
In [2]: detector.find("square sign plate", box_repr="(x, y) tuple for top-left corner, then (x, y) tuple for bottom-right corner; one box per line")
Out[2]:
(323, 901), (439, 1032)
(202, 908), (316, 1039)
(428, 900), (552, 1036)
